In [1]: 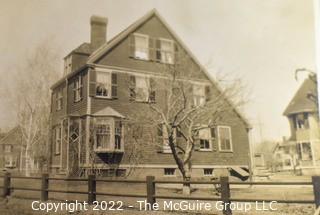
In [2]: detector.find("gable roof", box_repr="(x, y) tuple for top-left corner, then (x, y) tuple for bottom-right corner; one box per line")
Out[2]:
(283, 78), (318, 116)
(93, 107), (125, 118)
(0, 126), (23, 145)
(86, 9), (251, 128)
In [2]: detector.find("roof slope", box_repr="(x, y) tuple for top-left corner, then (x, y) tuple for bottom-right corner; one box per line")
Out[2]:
(283, 78), (318, 116)
(87, 9), (251, 128)
(0, 126), (23, 145)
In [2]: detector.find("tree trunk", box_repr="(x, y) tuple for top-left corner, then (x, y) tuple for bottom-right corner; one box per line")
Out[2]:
(182, 163), (191, 195)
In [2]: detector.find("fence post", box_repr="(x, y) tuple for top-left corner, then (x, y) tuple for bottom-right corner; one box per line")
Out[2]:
(312, 176), (320, 207)
(220, 176), (232, 215)
(41, 173), (49, 201)
(2, 172), (11, 198)
(88, 174), (96, 205)
(146, 176), (156, 207)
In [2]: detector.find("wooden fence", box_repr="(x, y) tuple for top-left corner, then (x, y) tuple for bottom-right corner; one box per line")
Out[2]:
(1, 172), (320, 215)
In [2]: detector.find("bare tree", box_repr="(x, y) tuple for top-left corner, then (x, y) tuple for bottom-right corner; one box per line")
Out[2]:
(127, 51), (247, 194)
(6, 40), (61, 176)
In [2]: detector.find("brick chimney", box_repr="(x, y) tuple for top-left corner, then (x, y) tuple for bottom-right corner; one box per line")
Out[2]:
(90, 15), (108, 50)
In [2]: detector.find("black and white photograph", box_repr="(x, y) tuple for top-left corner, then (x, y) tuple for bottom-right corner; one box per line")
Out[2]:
(0, 0), (319, 214)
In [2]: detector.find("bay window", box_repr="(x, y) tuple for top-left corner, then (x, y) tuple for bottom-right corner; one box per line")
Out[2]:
(94, 117), (124, 152)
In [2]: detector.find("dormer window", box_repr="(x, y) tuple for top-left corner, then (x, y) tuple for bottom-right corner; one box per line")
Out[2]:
(156, 38), (174, 64)
(133, 33), (149, 60)
(64, 55), (72, 74)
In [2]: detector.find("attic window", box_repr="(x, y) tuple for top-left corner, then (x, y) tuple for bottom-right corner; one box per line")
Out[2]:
(295, 113), (309, 130)
(156, 38), (174, 64)
(133, 33), (149, 60)
(64, 55), (72, 74)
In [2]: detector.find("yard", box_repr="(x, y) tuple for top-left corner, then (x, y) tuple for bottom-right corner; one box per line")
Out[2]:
(0, 175), (316, 215)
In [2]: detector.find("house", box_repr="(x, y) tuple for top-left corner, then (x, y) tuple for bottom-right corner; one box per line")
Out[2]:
(49, 9), (252, 179)
(282, 76), (320, 175)
(272, 140), (298, 172)
(0, 126), (39, 175)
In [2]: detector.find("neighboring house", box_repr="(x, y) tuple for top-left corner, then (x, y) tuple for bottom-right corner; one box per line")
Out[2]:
(0, 126), (39, 175)
(282, 77), (320, 175)
(49, 9), (251, 179)
(273, 140), (298, 172)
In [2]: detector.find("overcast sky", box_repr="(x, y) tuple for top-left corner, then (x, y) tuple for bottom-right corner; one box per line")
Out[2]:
(0, 0), (316, 143)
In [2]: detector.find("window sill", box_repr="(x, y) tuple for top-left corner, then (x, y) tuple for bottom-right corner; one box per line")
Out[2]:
(94, 148), (124, 153)
(94, 96), (115, 100)
(219, 150), (233, 153)
(199, 149), (213, 152)
(163, 175), (176, 177)
(54, 153), (61, 156)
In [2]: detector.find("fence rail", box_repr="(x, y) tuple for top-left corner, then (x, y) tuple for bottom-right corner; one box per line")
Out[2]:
(0, 172), (319, 215)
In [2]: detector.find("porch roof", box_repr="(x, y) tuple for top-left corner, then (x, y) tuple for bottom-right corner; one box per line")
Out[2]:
(92, 107), (125, 118)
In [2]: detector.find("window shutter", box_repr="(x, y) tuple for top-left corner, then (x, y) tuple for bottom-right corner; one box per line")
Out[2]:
(129, 34), (135, 58)
(194, 130), (200, 151)
(174, 42), (179, 62)
(89, 69), (96, 97)
(210, 127), (217, 151)
(79, 76), (83, 99)
(155, 39), (161, 61)
(73, 80), (76, 101)
(111, 73), (118, 98)
(149, 37), (155, 61)
(149, 78), (156, 103)
(205, 86), (211, 102)
(129, 75), (136, 101)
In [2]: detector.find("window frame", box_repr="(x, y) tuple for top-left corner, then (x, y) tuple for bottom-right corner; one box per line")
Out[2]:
(54, 126), (62, 155)
(198, 127), (214, 152)
(74, 75), (83, 102)
(158, 38), (175, 64)
(64, 55), (72, 74)
(56, 88), (63, 111)
(95, 70), (112, 99)
(134, 75), (150, 102)
(164, 168), (176, 176)
(193, 84), (206, 107)
(217, 126), (233, 152)
(4, 145), (12, 153)
(203, 168), (214, 177)
(133, 33), (150, 60)
(4, 155), (16, 168)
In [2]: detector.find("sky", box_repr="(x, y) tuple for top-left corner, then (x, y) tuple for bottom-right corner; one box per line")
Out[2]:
(0, 0), (316, 143)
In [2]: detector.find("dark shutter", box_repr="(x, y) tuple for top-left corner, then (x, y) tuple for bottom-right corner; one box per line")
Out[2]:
(73, 80), (76, 101)
(89, 69), (96, 97)
(205, 86), (211, 102)
(149, 37), (155, 61)
(210, 127), (216, 151)
(194, 130), (200, 151)
(111, 73), (118, 98)
(79, 76), (83, 99)
(149, 78), (156, 103)
(129, 34), (135, 58)
(174, 42), (179, 63)
(155, 39), (161, 61)
(129, 75), (136, 101)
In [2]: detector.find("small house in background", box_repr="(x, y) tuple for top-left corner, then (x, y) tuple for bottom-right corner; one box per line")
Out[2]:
(273, 139), (298, 172)
(282, 77), (320, 175)
(0, 126), (39, 175)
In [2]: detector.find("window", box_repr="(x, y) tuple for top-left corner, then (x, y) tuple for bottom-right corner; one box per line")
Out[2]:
(164, 168), (175, 176)
(133, 33), (149, 60)
(95, 123), (111, 150)
(203, 168), (213, 176)
(64, 55), (72, 74)
(156, 38), (174, 64)
(129, 75), (155, 102)
(299, 142), (313, 161)
(56, 88), (63, 110)
(4, 156), (16, 168)
(95, 70), (118, 98)
(114, 121), (122, 150)
(193, 85), (205, 106)
(94, 118), (124, 152)
(295, 113), (309, 130)
(4, 145), (12, 153)
(218, 126), (232, 152)
(54, 126), (61, 155)
(198, 128), (215, 151)
(74, 75), (83, 102)
(96, 71), (111, 97)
